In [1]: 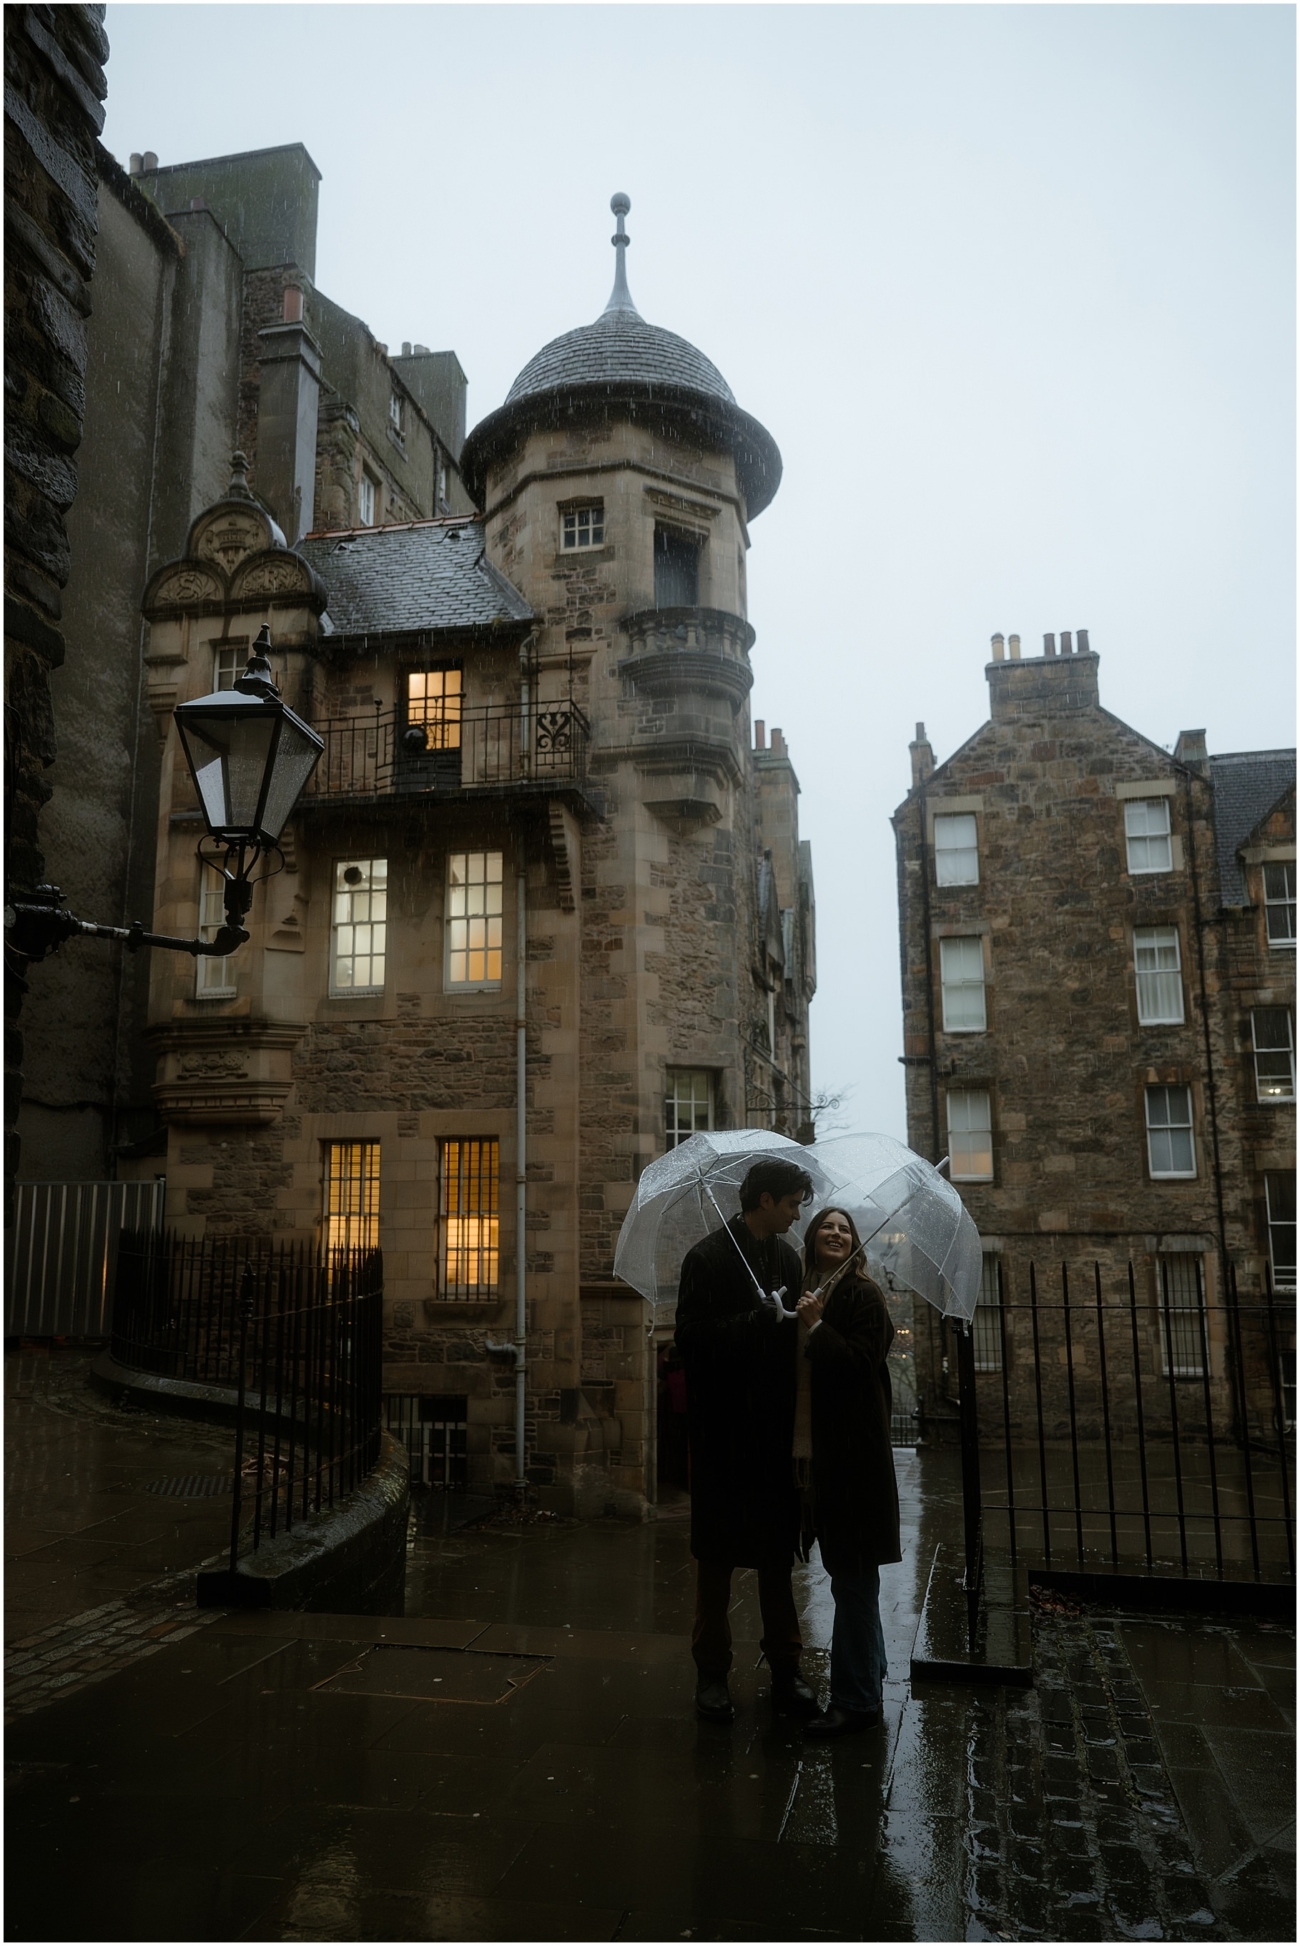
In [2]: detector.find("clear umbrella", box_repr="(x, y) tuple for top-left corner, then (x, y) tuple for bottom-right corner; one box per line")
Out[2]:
(613, 1129), (838, 1312)
(798, 1131), (982, 1322)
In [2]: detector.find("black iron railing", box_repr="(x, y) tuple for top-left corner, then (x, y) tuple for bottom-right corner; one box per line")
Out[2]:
(968, 1259), (1295, 1586)
(112, 1232), (383, 1563)
(303, 700), (589, 802)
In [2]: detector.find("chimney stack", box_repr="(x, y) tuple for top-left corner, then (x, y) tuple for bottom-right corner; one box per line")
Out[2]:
(910, 721), (934, 788)
(1043, 633), (1057, 657)
(1173, 728), (1208, 772)
(255, 305), (322, 544)
(754, 720), (766, 751)
(1009, 634), (1021, 660)
(991, 633), (1005, 662)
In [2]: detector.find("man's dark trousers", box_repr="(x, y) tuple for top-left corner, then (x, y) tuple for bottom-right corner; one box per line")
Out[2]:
(692, 1557), (803, 1678)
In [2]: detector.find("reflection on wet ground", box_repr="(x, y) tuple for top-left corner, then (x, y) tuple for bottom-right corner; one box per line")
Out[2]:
(4, 1352), (1294, 1942)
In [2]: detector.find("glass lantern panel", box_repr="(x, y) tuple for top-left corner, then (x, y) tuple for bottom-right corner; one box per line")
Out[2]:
(259, 715), (324, 842)
(179, 713), (274, 833)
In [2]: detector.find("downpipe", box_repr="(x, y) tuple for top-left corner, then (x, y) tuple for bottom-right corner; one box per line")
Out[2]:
(487, 812), (529, 1499)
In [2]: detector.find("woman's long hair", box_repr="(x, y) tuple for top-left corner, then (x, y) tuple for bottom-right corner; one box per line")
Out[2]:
(802, 1205), (865, 1292)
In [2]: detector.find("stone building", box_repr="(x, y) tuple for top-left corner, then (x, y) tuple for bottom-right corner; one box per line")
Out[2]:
(893, 632), (1295, 1444)
(14, 140), (471, 1182)
(136, 196), (815, 1512)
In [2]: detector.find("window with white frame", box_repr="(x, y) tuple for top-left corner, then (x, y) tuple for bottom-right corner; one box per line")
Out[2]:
(407, 669), (462, 750)
(561, 503), (605, 550)
(446, 851), (503, 986)
(1157, 1253), (1207, 1378)
(440, 1138), (499, 1298)
(1124, 797), (1173, 874)
(212, 643), (243, 692)
(1252, 1009), (1295, 1102)
(939, 936), (987, 1032)
(323, 1140), (380, 1256)
(934, 813), (979, 887)
(947, 1088), (993, 1181)
(1134, 926), (1184, 1025)
(1263, 862), (1296, 947)
(666, 1069), (715, 1149)
(195, 865), (237, 998)
(1144, 1084), (1196, 1179)
(331, 858), (387, 992)
(358, 472), (377, 526)
(972, 1254), (1004, 1372)
(1265, 1173), (1296, 1293)
(389, 392), (404, 435)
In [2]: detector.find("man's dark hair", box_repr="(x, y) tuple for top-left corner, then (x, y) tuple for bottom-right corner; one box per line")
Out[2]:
(738, 1158), (814, 1212)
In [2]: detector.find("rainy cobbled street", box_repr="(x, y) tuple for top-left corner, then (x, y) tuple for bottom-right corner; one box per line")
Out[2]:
(4, 1351), (1295, 1944)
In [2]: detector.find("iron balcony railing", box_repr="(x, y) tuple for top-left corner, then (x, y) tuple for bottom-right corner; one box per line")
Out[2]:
(303, 700), (589, 803)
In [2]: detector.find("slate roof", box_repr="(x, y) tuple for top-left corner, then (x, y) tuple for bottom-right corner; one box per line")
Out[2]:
(297, 521), (533, 637)
(1208, 749), (1296, 905)
(506, 305), (736, 408)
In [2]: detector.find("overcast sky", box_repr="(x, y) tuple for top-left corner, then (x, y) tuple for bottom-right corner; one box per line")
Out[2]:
(102, 3), (1295, 1141)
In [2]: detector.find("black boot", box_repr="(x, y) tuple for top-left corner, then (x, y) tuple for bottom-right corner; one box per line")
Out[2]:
(695, 1675), (735, 1723)
(804, 1703), (878, 1737)
(769, 1667), (819, 1715)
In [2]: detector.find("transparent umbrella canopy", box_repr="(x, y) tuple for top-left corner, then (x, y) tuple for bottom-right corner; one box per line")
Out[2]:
(797, 1132), (983, 1322)
(613, 1129), (839, 1311)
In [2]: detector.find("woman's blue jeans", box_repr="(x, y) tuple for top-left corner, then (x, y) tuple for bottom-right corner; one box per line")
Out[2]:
(829, 1565), (887, 1714)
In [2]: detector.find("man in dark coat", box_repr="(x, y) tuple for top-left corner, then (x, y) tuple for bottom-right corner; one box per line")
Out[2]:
(674, 1157), (817, 1723)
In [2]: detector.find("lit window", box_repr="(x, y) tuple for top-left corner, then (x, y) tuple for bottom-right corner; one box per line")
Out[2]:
(1252, 1010), (1295, 1102)
(1125, 798), (1173, 874)
(407, 669), (462, 751)
(972, 1254), (1003, 1372)
(446, 851), (503, 986)
(666, 1069), (715, 1149)
(947, 1088), (993, 1181)
(1157, 1253), (1206, 1378)
(1263, 862), (1296, 947)
(1134, 927), (1184, 1025)
(1266, 1173), (1296, 1293)
(441, 1138), (499, 1298)
(654, 525), (700, 607)
(323, 1141), (380, 1256)
(561, 504), (605, 550)
(213, 643), (243, 691)
(195, 865), (237, 998)
(358, 473), (377, 526)
(332, 858), (387, 992)
(1145, 1085), (1196, 1179)
(939, 937), (986, 1033)
(934, 813), (979, 887)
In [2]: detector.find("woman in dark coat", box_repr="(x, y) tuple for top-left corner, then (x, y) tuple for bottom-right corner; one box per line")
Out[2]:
(795, 1205), (902, 1736)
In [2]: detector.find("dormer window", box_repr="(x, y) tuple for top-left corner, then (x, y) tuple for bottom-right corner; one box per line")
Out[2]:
(562, 503), (604, 549)
(1264, 862), (1296, 947)
(654, 525), (700, 607)
(389, 393), (404, 435)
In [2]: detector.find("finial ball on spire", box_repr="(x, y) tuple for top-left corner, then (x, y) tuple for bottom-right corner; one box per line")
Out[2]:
(611, 192), (630, 217)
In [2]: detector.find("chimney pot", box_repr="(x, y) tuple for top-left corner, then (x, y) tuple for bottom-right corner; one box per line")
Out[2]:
(754, 719), (766, 751)
(1061, 630), (1073, 655)
(771, 727), (786, 756)
(1009, 634), (1021, 660)
(402, 341), (412, 357)
(142, 150), (158, 173)
(1043, 633), (1057, 657)
(129, 152), (143, 175)
(910, 722), (934, 788)
(991, 632), (1005, 662)
(1077, 627), (1090, 653)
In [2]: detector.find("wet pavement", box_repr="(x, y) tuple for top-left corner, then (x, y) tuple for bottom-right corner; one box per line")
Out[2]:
(4, 1351), (1295, 1942)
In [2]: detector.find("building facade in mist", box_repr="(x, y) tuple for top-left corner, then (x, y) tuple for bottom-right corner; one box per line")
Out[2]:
(49, 163), (815, 1511)
(893, 632), (1295, 1440)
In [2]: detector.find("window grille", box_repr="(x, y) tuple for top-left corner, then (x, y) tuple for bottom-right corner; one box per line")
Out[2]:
(1263, 862), (1296, 947)
(332, 858), (387, 992)
(1145, 1085), (1196, 1178)
(1157, 1253), (1207, 1378)
(1134, 926), (1184, 1024)
(947, 1088), (993, 1181)
(654, 526), (700, 607)
(666, 1070), (715, 1149)
(934, 813), (979, 887)
(440, 1139), (499, 1299)
(1125, 798), (1173, 874)
(972, 1255), (1003, 1372)
(195, 865), (237, 997)
(407, 669), (462, 750)
(1252, 1009), (1295, 1102)
(939, 937), (986, 1033)
(447, 851), (503, 986)
(384, 1395), (468, 1489)
(323, 1141), (380, 1256)
(561, 504), (604, 549)
(1266, 1173), (1296, 1293)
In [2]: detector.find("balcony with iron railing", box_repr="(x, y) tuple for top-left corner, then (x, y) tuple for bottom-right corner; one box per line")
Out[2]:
(300, 698), (590, 807)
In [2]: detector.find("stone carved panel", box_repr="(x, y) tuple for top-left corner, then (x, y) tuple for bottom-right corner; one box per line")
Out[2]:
(233, 556), (309, 597)
(153, 567), (223, 606)
(196, 513), (265, 572)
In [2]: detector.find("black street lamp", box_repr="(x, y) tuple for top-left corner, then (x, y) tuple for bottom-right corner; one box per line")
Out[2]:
(6, 629), (323, 966)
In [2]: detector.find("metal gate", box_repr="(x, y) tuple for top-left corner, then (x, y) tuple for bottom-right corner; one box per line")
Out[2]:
(6, 1180), (164, 1338)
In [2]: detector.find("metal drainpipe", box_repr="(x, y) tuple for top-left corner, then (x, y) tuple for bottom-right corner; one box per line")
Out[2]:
(514, 836), (527, 1493)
